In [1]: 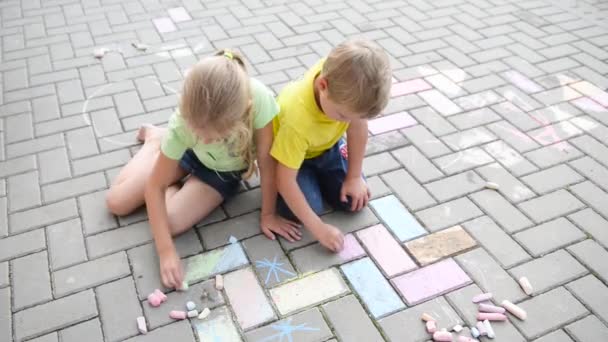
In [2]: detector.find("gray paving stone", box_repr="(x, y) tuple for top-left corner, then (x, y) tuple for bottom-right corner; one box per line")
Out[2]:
(245, 307), (332, 342)
(514, 218), (586, 257)
(570, 135), (608, 169)
(362, 152), (400, 177)
(31, 95), (60, 123)
(142, 278), (224, 329)
(401, 124), (451, 158)
(86, 221), (152, 258)
(566, 315), (608, 341)
(441, 126), (497, 150)
(445, 283), (484, 326)
(456, 248), (527, 303)
(510, 249), (588, 295)
(38, 148), (71, 184)
(391, 146), (443, 182)
(433, 147), (494, 175)
(492, 101), (541, 131)
(0, 262), (7, 288)
(52, 252), (130, 297)
(416, 197), (483, 231)
(5, 112), (33, 143)
(381, 169), (437, 211)
(518, 189), (585, 223)
(379, 297), (461, 342)
(524, 142), (584, 169)
(511, 287), (588, 340)
(521, 164), (584, 195)
(223, 188), (261, 218)
(79, 190), (118, 236)
(570, 181), (608, 218)
(570, 156), (608, 192)
(127, 243), (166, 300)
(46, 218), (87, 270)
(42, 172), (107, 202)
(123, 320), (195, 342)
(569, 208), (608, 249)
(487, 121), (540, 153)
(28, 332), (58, 342)
(0, 287), (10, 342)
(279, 207), (379, 251)
(409, 106), (458, 136)
(7, 133), (64, 159)
(463, 216), (531, 268)
(448, 107), (501, 130)
(424, 170), (485, 201)
(0, 229), (46, 262)
(568, 239), (608, 284)
(323, 295), (383, 342)
(533, 330), (574, 342)
(13, 290), (97, 342)
(8, 170), (41, 212)
(471, 189), (534, 233)
(367, 175), (391, 199)
(11, 251), (52, 310)
(242, 234), (296, 288)
(476, 163), (535, 203)
(566, 275), (608, 324)
(97, 277), (143, 342)
(365, 130), (410, 156)
(199, 211), (260, 250)
(60, 319), (104, 342)
(73, 149), (131, 176)
(0, 155), (36, 178)
(0, 197), (5, 238)
(66, 127), (99, 159)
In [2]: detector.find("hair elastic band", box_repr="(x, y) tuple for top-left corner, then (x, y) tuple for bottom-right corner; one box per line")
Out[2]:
(223, 51), (233, 60)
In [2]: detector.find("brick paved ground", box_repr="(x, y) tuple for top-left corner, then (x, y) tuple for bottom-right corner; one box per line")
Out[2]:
(1, 0), (608, 341)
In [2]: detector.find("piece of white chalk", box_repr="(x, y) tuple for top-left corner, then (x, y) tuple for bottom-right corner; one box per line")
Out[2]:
(228, 235), (238, 244)
(472, 292), (493, 303)
(518, 276), (533, 295)
(485, 182), (499, 190)
(477, 312), (507, 321)
(502, 300), (527, 320)
(93, 48), (109, 58)
(421, 313), (435, 322)
(131, 42), (149, 51)
(187, 310), (199, 318)
(198, 307), (211, 320)
(453, 324), (463, 332)
(136, 316), (147, 334)
(186, 301), (196, 311)
(478, 303), (506, 314)
(215, 274), (224, 290)
(433, 331), (452, 342)
(483, 319), (495, 339)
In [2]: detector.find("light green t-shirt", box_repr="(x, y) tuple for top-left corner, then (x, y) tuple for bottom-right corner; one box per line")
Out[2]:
(161, 78), (279, 171)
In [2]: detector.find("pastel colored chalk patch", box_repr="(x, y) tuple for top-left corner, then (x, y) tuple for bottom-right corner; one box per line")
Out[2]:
(405, 226), (476, 266)
(291, 234), (365, 274)
(153, 17), (176, 33)
(368, 112), (417, 135)
(370, 195), (427, 242)
(184, 243), (248, 283)
(194, 306), (241, 341)
(341, 257), (405, 318)
(391, 79), (432, 97)
(224, 268), (276, 330)
(357, 224), (417, 277)
(391, 259), (471, 305)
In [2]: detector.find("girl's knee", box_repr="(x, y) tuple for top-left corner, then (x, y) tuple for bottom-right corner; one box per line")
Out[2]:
(105, 189), (131, 217)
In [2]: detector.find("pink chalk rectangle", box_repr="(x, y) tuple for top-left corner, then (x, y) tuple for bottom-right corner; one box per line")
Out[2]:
(153, 17), (176, 33)
(368, 112), (417, 135)
(391, 258), (471, 305)
(391, 79), (432, 97)
(337, 234), (366, 260)
(356, 224), (417, 277)
(572, 97), (607, 113)
(168, 7), (192, 22)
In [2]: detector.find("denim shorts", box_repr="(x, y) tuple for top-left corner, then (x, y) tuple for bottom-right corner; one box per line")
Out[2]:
(277, 138), (359, 220)
(179, 149), (245, 199)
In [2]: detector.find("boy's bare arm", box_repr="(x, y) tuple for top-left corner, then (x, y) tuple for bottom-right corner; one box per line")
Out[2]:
(343, 119), (370, 211)
(276, 163), (322, 228)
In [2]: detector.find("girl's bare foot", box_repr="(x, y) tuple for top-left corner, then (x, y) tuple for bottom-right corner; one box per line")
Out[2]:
(136, 124), (163, 143)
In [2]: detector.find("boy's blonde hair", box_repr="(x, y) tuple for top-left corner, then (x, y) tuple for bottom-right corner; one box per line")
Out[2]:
(180, 49), (256, 178)
(322, 39), (392, 118)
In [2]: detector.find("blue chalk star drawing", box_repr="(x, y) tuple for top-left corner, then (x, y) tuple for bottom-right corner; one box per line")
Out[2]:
(255, 255), (296, 285)
(257, 318), (319, 342)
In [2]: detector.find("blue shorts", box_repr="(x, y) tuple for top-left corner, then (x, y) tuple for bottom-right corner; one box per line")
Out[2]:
(179, 149), (245, 199)
(277, 138), (359, 220)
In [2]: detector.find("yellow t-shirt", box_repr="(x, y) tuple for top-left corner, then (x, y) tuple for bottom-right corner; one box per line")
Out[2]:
(270, 60), (349, 169)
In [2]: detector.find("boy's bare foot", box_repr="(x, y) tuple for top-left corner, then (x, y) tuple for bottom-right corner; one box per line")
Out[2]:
(309, 222), (344, 252)
(136, 124), (162, 143)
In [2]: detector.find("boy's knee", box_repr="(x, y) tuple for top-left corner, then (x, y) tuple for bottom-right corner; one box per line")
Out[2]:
(106, 190), (131, 217)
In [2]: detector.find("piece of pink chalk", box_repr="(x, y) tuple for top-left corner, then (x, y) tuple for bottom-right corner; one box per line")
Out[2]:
(472, 292), (493, 303)
(433, 331), (452, 342)
(458, 336), (479, 342)
(169, 310), (187, 320)
(477, 312), (508, 321)
(475, 321), (487, 336)
(478, 303), (506, 314)
(154, 289), (167, 301)
(426, 320), (437, 333)
(147, 294), (162, 307)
